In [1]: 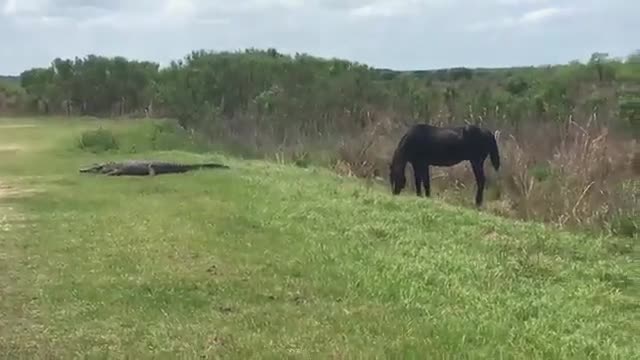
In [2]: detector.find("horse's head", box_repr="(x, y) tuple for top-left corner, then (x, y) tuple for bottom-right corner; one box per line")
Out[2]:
(389, 162), (406, 195)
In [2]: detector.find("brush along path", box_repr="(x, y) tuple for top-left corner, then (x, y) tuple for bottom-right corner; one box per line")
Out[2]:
(0, 117), (638, 359)
(0, 124), (44, 356)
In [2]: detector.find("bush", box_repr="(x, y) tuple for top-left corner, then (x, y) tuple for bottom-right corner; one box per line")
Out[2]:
(611, 215), (640, 238)
(77, 127), (119, 153)
(151, 120), (212, 152)
(76, 119), (212, 155)
(609, 180), (640, 238)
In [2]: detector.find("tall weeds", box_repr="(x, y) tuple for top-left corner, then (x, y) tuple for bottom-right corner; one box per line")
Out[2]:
(199, 104), (638, 237)
(496, 118), (638, 233)
(218, 112), (639, 238)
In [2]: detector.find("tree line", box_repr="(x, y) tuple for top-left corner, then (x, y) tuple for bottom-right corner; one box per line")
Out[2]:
(6, 48), (640, 139)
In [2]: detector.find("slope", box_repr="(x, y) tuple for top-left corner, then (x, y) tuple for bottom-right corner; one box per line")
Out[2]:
(0, 117), (638, 359)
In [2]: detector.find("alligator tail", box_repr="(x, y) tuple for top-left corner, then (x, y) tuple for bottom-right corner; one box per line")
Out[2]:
(196, 163), (230, 170)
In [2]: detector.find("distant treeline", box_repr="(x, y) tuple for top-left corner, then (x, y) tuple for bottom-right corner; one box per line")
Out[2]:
(2, 48), (640, 137)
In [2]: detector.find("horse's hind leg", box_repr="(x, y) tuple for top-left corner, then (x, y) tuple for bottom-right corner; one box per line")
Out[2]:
(424, 165), (431, 197)
(412, 162), (424, 197)
(471, 160), (486, 207)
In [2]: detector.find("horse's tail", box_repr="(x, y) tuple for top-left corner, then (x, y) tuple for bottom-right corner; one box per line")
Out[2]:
(488, 131), (501, 171)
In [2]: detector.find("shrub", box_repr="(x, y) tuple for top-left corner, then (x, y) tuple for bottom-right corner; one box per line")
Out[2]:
(144, 120), (202, 151)
(77, 127), (119, 153)
(608, 180), (640, 238)
(76, 120), (212, 155)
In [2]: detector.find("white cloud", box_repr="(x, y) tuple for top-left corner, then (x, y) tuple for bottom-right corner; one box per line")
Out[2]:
(164, 0), (196, 18)
(466, 6), (577, 31)
(346, 0), (455, 20)
(72, 0), (229, 30)
(349, 1), (409, 18)
(2, 0), (49, 15)
(520, 7), (572, 23)
(494, 0), (550, 5)
(2, 0), (15, 14)
(0, 0), (637, 74)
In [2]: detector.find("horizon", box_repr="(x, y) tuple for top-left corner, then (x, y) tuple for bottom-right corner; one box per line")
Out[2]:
(0, 46), (635, 78)
(1, 0), (637, 76)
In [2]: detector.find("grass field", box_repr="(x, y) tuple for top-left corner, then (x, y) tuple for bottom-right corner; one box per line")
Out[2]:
(1, 116), (639, 359)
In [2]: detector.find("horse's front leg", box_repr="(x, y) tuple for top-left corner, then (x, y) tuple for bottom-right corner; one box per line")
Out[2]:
(412, 162), (424, 197)
(424, 165), (431, 197)
(471, 160), (486, 207)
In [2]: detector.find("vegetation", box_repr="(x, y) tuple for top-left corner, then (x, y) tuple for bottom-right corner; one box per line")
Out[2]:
(0, 75), (24, 115)
(1, 48), (639, 236)
(0, 117), (638, 358)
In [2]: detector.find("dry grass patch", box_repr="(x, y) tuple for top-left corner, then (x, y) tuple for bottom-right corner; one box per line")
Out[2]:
(330, 115), (639, 237)
(0, 182), (38, 232)
(0, 124), (37, 129)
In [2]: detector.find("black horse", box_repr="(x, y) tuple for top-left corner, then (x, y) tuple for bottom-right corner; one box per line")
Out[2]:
(389, 123), (501, 207)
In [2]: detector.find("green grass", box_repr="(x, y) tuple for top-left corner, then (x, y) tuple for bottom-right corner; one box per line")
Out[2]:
(1, 116), (639, 359)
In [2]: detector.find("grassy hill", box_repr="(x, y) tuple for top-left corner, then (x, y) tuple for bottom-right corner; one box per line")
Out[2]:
(0, 116), (638, 358)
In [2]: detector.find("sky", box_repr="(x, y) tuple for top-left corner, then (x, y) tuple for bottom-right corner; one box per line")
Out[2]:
(0, 0), (637, 75)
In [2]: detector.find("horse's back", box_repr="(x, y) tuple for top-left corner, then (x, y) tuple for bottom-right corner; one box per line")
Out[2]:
(400, 123), (492, 164)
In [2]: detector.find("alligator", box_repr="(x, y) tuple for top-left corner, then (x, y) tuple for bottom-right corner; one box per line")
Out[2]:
(79, 160), (230, 176)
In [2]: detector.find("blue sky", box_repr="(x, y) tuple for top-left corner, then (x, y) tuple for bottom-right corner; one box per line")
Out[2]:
(0, 0), (637, 74)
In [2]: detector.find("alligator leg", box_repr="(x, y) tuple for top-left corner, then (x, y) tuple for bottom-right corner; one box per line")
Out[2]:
(147, 164), (156, 176)
(105, 169), (122, 176)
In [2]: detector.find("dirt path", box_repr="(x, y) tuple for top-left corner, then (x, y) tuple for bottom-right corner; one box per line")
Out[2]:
(0, 144), (25, 156)
(0, 181), (36, 353)
(0, 122), (38, 264)
(0, 124), (42, 353)
(0, 183), (33, 228)
(0, 124), (36, 129)
(0, 130), (35, 206)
